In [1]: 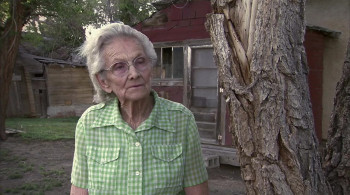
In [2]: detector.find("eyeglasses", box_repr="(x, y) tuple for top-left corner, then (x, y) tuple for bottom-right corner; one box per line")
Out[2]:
(101, 56), (153, 77)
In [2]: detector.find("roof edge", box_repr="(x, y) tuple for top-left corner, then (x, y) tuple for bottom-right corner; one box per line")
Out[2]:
(152, 0), (186, 10)
(306, 25), (341, 38)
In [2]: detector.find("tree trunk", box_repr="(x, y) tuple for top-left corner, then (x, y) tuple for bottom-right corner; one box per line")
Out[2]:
(206, 0), (332, 194)
(0, 0), (32, 140)
(323, 39), (350, 195)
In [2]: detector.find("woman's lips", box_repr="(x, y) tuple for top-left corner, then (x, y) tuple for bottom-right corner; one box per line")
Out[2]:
(129, 84), (143, 88)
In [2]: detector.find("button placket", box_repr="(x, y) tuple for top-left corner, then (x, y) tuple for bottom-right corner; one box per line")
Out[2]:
(127, 138), (143, 193)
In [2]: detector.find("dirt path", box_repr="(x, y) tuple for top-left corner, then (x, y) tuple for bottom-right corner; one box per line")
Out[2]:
(0, 136), (245, 195)
(0, 137), (74, 194)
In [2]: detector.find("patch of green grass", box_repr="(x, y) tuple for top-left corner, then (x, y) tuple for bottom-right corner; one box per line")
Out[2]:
(20, 183), (40, 191)
(5, 183), (42, 194)
(5, 161), (34, 180)
(40, 166), (65, 177)
(8, 171), (24, 179)
(0, 149), (26, 162)
(4, 166), (66, 194)
(42, 178), (63, 190)
(18, 161), (34, 172)
(4, 187), (21, 194)
(0, 149), (10, 161)
(5, 117), (79, 140)
(1, 149), (67, 194)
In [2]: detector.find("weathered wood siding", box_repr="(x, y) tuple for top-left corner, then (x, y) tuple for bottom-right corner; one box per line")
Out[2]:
(6, 71), (31, 117)
(7, 69), (46, 117)
(46, 64), (94, 117)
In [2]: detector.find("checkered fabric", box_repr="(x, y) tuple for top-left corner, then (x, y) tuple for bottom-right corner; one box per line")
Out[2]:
(71, 91), (208, 195)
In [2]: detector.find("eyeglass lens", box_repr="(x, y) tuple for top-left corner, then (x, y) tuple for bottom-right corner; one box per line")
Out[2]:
(110, 57), (151, 76)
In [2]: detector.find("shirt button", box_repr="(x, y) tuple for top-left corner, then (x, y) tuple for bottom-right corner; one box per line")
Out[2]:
(135, 142), (140, 147)
(135, 171), (141, 176)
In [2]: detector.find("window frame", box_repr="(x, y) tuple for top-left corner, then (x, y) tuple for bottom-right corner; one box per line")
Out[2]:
(153, 46), (184, 80)
(151, 39), (212, 87)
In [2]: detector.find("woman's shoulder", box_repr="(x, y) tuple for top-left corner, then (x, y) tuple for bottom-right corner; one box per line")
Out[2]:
(79, 100), (112, 120)
(83, 102), (105, 113)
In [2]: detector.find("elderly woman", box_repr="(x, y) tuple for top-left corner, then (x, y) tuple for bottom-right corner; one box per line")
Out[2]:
(70, 23), (208, 195)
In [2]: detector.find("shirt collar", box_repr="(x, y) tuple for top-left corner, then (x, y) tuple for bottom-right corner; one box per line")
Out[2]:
(92, 90), (176, 133)
(91, 98), (119, 128)
(137, 91), (175, 132)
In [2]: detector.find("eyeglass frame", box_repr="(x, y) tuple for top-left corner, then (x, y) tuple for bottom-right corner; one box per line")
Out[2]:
(99, 56), (155, 77)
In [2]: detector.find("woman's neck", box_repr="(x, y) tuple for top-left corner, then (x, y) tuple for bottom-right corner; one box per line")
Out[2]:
(119, 94), (154, 130)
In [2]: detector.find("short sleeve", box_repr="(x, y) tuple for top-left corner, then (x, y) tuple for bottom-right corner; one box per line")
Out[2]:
(71, 117), (89, 188)
(183, 113), (208, 187)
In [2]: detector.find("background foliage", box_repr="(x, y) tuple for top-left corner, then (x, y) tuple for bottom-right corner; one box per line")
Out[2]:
(1, 0), (156, 56)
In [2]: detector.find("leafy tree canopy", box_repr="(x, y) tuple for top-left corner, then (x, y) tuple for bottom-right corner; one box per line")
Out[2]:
(1, 0), (156, 57)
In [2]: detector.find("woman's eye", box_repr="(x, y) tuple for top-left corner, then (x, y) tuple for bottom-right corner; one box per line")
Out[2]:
(113, 63), (126, 71)
(135, 57), (146, 65)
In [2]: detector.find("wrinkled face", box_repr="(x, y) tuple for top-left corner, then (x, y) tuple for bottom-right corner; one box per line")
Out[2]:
(96, 37), (152, 103)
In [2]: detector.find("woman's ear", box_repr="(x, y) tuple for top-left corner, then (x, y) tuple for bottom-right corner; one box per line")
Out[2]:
(96, 74), (112, 93)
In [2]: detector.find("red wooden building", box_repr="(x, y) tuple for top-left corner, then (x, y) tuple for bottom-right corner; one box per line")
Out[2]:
(135, 0), (336, 150)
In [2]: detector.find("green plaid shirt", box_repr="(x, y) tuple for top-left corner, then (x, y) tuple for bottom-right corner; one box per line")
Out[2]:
(71, 91), (208, 194)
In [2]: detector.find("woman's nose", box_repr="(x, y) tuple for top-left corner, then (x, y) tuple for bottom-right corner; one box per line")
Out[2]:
(127, 65), (140, 79)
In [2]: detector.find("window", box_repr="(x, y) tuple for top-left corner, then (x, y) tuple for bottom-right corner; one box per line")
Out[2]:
(153, 47), (184, 79)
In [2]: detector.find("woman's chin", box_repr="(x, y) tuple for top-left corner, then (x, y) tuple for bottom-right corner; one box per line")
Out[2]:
(123, 89), (150, 102)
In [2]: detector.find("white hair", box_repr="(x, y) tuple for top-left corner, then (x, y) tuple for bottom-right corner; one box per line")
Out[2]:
(79, 23), (157, 103)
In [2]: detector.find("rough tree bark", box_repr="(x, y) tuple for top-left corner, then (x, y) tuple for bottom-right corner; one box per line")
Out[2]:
(0, 0), (32, 140)
(323, 39), (350, 195)
(206, 0), (332, 194)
